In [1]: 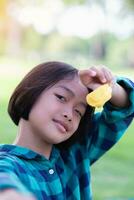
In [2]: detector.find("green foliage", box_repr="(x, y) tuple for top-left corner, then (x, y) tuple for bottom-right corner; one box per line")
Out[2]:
(124, 0), (134, 10)
(22, 27), (45, 51)
(63, 0), (86, 5)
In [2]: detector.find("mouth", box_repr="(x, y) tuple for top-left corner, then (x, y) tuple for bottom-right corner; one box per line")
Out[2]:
(53, 119), (68, 134)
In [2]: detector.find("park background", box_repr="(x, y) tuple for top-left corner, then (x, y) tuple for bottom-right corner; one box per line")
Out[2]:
(0, 0), (134, 199)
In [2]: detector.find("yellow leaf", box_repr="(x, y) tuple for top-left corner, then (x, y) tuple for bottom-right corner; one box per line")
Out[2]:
(86, 84), (112, 108)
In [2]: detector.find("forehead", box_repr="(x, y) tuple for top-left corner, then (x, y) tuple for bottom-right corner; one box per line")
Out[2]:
(53, 75), (89, 97)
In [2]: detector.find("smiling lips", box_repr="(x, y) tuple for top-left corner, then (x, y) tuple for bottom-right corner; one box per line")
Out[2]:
(53, 119), (69, 133)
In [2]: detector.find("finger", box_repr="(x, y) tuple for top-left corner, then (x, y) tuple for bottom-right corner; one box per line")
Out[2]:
(78, 69), (96, 77)
(90, 66), (107, 83)
(78, 69), (96, 85)
(101, 67), (113, 83)
(101, 67), (116, 85)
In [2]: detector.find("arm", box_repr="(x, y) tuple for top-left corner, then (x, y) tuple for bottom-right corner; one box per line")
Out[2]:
(110, 81), (129, 107)
(88, 78), (134, 164)
(0, 189), (36, 200)
(79, 65), (132, 108)
(79, 66), (134, 164)
(0, 156), (36, 200)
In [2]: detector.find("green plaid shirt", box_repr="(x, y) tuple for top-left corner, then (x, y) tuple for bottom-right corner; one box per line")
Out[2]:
(0, 78), (134, 200)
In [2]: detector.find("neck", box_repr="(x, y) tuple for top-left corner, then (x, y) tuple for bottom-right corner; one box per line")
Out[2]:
(13, 119), (52, 159)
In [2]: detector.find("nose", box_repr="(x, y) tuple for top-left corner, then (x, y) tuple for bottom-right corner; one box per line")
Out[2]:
(63, 114), (72, 122)
(62, 105), (73, 122)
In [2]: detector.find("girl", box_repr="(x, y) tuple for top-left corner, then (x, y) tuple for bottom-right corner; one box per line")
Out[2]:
(0, 61), (134, 200)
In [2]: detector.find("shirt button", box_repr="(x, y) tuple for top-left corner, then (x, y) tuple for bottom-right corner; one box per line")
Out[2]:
(49, 169), (54, 175)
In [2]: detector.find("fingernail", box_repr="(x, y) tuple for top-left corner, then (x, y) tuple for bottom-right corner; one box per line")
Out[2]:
(91, 71), (96, 76)
(102, 78), (106, 83)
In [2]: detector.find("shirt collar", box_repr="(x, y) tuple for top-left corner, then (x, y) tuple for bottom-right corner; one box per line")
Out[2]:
(0, 144), (60, 162)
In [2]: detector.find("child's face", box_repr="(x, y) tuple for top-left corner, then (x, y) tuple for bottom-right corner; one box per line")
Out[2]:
(28, 75), (88, 145)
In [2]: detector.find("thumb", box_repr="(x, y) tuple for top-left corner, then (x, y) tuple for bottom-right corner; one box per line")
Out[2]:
(78, 70), (96, 86)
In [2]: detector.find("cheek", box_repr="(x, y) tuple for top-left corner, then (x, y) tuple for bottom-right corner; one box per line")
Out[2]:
(72, 117), (81, 133)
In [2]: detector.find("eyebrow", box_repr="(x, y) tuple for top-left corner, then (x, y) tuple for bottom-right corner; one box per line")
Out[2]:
(56, 85), (87, 109)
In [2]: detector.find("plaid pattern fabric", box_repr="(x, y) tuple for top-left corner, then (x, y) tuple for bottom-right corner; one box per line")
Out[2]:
(0, 78), (134, 200)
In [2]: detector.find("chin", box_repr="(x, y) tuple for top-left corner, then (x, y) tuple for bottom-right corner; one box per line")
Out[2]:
(52, 137), (70, 145)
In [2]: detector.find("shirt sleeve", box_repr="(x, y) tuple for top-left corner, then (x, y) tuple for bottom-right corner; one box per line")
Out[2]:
(86, 77), (134, 165)
(0, 155), (32, 196)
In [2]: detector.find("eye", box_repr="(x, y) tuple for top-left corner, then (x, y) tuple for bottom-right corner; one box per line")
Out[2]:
(55, 94), (66, 102)
(75, 109), (82, 118)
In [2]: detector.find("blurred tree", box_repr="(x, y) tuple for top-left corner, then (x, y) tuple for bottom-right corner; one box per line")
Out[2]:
(0, 0), (7, 20)
(90, 33), (107, 60)
(0, 0), (133, 68)
(63, 0), (134, 9)
(63, 0), (86, 5)
(122, 0), (134, 68)
(0, 0), (22, 56)
(124, 0), (134, 11)
(0, 0), (8, 54)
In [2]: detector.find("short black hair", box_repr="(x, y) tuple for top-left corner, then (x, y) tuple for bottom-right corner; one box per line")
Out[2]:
(8, 61), (94, 148)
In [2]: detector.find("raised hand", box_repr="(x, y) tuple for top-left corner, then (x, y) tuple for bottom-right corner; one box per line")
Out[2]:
(79, 65), (115, 91)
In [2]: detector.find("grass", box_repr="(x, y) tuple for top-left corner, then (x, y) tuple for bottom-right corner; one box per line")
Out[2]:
(0, 58), (134, 199)
(91, 125), (134, 199)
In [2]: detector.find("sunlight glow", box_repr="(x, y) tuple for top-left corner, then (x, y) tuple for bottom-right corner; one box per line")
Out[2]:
(8, 0), (134, 39)
(57, 5), (105, 38)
